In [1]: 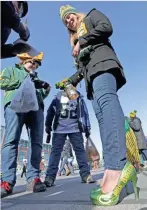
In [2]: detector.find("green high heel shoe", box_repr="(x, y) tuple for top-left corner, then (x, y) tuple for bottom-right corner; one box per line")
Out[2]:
(90, 162), (139, 206)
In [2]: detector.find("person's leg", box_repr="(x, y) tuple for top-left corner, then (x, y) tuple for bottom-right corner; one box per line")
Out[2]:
(69, 132), (91, 180)
(21, 171), (23, 178)
(93, 160), (98, 170)
(26, 109), (44, 181)
(59, 157), (68, 174)
(62, 167), (66, 175)
(26, 109), (46, 192)
(58, 159), (63, 175)
(65, 163), (71, 176)
(91, 95), (108, 185)
(1, 107), (24, 183)
(68, 160), (74, 175)
(91, 98), (106, 169)
(141, 149), (147, 161)
(23, 171), (25, 177)
(92, 73), (127, 193)
(45, 133), (66, 186)
(141, 149), (147, 169)
(139, 150), (144, 166)
(1, 107), (24, 197)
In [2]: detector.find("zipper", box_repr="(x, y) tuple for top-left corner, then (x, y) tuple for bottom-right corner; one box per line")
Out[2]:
(79, 97), (84, 132)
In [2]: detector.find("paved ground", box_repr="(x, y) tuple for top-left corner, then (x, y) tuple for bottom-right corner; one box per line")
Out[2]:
(1, 169), (147, 210)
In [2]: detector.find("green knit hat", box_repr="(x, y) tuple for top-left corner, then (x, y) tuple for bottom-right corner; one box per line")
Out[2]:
(60, 5), (78, 22)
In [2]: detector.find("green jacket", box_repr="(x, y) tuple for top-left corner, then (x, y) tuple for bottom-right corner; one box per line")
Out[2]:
(0, 64), (49, 108)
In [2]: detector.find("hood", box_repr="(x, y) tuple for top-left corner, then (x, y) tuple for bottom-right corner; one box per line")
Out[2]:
(85, 8), (96, 18)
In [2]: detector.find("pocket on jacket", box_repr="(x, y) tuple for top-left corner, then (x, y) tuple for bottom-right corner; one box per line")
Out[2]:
(87, 45), (122, 69)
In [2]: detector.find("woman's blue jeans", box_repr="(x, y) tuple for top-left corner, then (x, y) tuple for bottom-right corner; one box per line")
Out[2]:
(91, 73), (127, 170)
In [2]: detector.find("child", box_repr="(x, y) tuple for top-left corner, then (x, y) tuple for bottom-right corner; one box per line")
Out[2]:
(0, 49), (50, 198)
(44, 90), (95, 187)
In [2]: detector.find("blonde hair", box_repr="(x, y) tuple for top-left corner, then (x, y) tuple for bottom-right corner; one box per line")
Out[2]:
(67, 13), (86, 48)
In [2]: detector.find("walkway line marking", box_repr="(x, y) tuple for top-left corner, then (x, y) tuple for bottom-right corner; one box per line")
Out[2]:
(44, 191), (64, 198)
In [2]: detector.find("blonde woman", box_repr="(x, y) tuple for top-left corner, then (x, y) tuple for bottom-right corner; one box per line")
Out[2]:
(57, 5), (138, 206)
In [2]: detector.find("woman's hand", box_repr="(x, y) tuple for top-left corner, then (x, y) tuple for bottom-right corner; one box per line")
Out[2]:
(72, 41), (80, 57)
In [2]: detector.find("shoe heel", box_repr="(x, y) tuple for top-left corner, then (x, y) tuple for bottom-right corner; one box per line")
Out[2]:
(125, 184), (129, 195)
(131, 176), (139, 200)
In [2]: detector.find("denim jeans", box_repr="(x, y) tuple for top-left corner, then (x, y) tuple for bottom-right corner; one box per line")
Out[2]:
(140, 149), (147, 161)
(46, 132), (90, 180)
(1, 106), (44, 184)
(92, 73), (127, 170)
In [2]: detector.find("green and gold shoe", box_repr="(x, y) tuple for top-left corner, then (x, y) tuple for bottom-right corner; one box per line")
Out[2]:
(90, 162), (139, 206)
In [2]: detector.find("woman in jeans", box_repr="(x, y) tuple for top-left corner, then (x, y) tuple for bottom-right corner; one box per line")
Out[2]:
(57, 5), (138, 206)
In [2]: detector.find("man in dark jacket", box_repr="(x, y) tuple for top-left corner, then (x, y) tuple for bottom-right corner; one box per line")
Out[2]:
(129, 111), (147, 162)
(1, 1), (30, 59)
(44, 90), (95, 187)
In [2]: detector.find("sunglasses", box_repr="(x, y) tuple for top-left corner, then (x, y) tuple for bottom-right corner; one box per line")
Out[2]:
(29, 61), (39, 68)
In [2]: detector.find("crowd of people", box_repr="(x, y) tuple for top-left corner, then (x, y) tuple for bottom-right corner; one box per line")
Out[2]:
(1, 1), (147, 206)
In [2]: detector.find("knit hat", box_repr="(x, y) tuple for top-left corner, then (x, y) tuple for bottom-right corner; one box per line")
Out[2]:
(129, 110), (137, 118)
(60, 5), (78, 22)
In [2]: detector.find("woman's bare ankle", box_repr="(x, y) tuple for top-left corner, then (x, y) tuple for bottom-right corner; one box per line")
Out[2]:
(101, 170), (122, 193)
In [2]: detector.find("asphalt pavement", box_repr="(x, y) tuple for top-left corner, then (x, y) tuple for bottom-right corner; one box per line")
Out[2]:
(1, 168), (147, 210)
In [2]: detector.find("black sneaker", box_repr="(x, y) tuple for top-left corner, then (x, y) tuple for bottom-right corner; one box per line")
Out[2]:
(1, 181), (14, 198)
(44, 176), (54, 187)
(27, 177), (46, 193)
(81, 175), (96, 184)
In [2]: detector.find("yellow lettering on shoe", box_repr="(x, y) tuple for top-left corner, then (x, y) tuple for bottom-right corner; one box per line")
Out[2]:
(113, 164), (134, 196)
